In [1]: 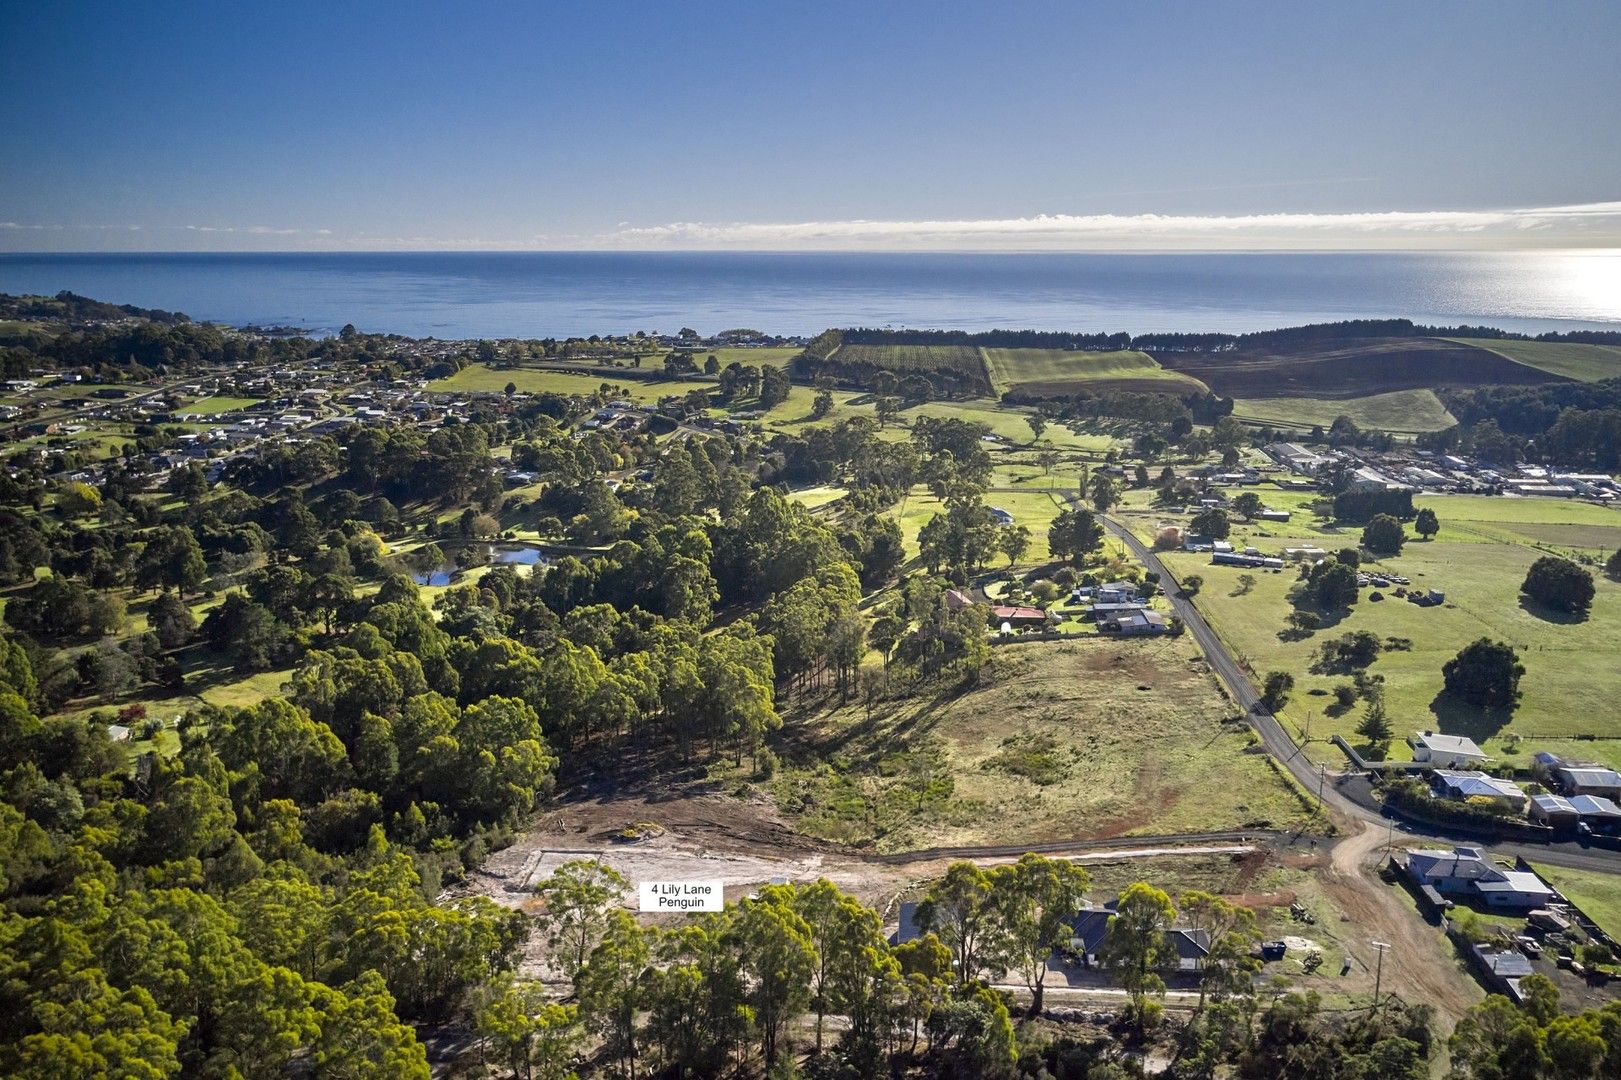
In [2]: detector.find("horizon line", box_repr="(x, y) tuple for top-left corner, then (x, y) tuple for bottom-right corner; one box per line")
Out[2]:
(5, 245), (1621, 257)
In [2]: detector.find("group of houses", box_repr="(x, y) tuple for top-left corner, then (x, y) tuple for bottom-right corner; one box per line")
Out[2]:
(1408, 735), (1621, 836)
(1071, 580), (1170, 636)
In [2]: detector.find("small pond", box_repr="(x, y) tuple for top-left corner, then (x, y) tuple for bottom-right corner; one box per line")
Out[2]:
(493, 545), (547, 566)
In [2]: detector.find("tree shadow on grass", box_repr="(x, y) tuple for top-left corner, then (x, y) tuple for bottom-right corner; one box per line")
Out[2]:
(1517, 596), (1589, 625)
(1427, 689), (1517, 744)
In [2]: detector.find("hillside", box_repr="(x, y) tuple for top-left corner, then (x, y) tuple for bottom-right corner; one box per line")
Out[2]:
(1150, 336), (1568, 399)
(1453, 337), (1621, 382)
(983, 347), (1209, 398)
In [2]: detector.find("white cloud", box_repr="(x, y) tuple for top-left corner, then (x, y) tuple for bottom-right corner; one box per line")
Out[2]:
(595, 201), (1621, 251)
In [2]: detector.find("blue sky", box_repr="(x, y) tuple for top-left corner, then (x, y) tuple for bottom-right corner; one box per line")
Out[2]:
(3, 1), (1620, 251)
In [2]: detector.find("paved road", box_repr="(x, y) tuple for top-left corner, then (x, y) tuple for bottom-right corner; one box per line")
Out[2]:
(1097, 512), (1621, 875)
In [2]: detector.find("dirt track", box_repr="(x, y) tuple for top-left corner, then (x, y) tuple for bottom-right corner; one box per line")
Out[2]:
(1321, 820), (1483, 1038)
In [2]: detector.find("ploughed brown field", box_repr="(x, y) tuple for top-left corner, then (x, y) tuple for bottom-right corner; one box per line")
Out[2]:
(1149, 337), (1569, 399)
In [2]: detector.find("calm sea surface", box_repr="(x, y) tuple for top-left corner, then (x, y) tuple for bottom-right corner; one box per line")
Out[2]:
(0, 251), (1617, 339)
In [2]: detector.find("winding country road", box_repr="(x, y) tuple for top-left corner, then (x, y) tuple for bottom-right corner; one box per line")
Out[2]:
(1097, 512), (1621, 875)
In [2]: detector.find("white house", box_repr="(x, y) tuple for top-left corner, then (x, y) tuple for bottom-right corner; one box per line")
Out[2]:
(1409, 732), (1489, 769)
(1405, 847), (1556, 909)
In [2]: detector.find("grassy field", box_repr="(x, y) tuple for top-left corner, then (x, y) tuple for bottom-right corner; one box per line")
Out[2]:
(783, 485), (847, 510)
(1229, 389), (1457, 435)
(1411, 495), (1621, 560)
(179, 395), (263, 414)
(771, 637), (1316, 852)
(984, 348), (1208, 397)
(429, 362), (716, 402)
(1156, 513), (1621, 764)
(701, 346), (802, 369)
(1454, 338), (1621, 383)
(1532, 863), (1621, 941)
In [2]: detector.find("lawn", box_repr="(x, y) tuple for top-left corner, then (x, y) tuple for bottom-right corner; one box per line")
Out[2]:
(783, 485), (847, 510)
(1532, 863), (1621, 941)
(770, 636), (1317, 852)
(1159, 527), (1621, 765)
(1453, 338), (1621, 383)
(428, 363), (715, 402)
(179, 395), (263, 415)
(984, 348), (1209, 397)
(701, 346), (802, 369)
(1229, 389), (1457, 435)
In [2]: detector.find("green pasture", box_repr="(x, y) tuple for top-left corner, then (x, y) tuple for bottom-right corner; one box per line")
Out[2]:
(1162, 531), (1621, 764)
(1229, 389), (1457, 434)
(701, 346), (802, 369)
(1532, 863), (1621, 942)
(1454, 338), (1621, 383)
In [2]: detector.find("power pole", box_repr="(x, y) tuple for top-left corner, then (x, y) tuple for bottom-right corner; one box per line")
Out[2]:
(1371, 941), (1390, 1012)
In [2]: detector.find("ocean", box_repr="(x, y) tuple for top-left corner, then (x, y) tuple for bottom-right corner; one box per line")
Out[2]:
(0, 250), (1618, 340)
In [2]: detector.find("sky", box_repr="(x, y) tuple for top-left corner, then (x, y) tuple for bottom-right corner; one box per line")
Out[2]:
(3, 0), (1620, 252)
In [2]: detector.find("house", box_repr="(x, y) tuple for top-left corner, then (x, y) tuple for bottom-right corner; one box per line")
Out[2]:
(990, 605), (1052, 629)
(1408, 732), (1489, 769)
(943, 589), (977, 611)
(1528, 793), (1579, 828)
(988, 506), (1014, 526)
(1088, 601), (1147, 620)
(1550, 766), (1621, 801)
(1066, 906), (1210, 972)
(1569, 794), (1621, 832)
(1431, 770), (1528, 811)
(1469, 942), (1535, 1001)
(1405, 847), (1556, 909)
(1104, 609), (1169, 636)
(1096, 581), (1140, 604)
